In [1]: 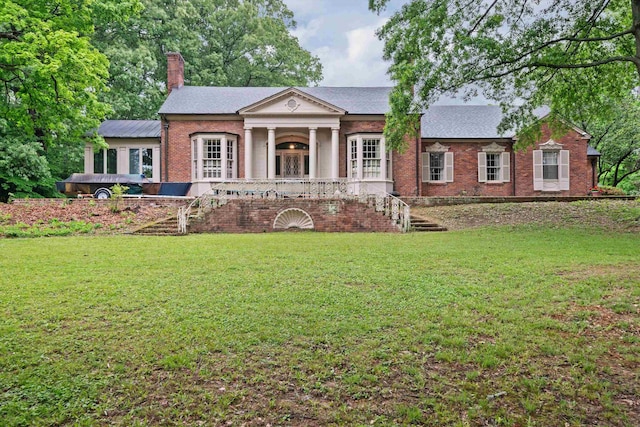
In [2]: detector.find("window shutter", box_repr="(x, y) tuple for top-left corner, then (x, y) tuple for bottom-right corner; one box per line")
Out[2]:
(478, 152), (487, 182)
(501, 152), (511, 182)
(533, 150), (543, 190)
(445, 152), (454, 182)
(559, 150), (570, 190)
(421, 153), (429, 182)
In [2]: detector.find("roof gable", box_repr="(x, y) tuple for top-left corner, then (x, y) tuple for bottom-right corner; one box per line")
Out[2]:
(238, 88), (346, 115)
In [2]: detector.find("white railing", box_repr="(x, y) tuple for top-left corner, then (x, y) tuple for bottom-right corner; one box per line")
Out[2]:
(177, 179), (410, 233)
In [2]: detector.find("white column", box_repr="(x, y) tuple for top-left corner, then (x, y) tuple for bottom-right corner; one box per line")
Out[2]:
(267, 127), (276, 179)
(84, 145), (93, 173)
(331, 127), (339, 179)
(196, 137), (203, 180)
(244, 127), (253, 179)
(309, 127), (317, 179)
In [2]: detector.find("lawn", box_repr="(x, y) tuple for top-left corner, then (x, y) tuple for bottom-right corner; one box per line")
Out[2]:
(1, 228), (638, 426)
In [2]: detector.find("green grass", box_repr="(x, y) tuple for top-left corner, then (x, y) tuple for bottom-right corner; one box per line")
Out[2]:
(1, 228), (638, 426)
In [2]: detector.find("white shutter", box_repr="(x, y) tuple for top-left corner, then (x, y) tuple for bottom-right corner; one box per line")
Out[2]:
(501, 152), (511, 182)
(533, 150), (543, 190)
(445, 152), (454, 182)
(477, 152), (487, 182)
(421, 153), (429, 182)
(559, 150), (570, 190)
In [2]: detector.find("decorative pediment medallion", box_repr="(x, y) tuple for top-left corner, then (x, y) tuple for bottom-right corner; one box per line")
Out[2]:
(539, 139), (563, 150)
(482, 142), (506, 152)
(424, 142), (450, 152)
(239, 88), (345, 116)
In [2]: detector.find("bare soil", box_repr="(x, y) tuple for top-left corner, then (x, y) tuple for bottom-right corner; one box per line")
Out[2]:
(0, 199), (176, 233)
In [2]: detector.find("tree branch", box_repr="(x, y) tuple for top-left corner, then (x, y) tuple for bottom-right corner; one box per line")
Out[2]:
(468, 0), (499, 35)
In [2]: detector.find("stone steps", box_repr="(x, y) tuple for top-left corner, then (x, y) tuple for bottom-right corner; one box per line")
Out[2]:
(410, 216), (447, 232)
(131, 216), (183, 236)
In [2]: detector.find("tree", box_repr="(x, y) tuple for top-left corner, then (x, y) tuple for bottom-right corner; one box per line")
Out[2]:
(0, 0), (142, 198)
(369, 0), (640, 150)
(93, 0), (323, 119)
(576, 98), (640, 191)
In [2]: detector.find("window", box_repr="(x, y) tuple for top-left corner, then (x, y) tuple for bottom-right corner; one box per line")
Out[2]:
(542, 151), (558, 179)
(347, 134), (390, 180)
(478, 145), (510, 183)
(429, 153), (444, 181)
(486, 153), (500, 181)
(362, 138), (381, 178)
(129, 148), (153, 178)
(192, 134), (237, 180)
(533, 141), (569, 191)
(93, 148), (117, 174)
(422, 143), (453, 183)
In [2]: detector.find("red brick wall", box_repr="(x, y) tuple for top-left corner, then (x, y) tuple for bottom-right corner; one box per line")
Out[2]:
(420, 140), (514, 197)
(188, 199), (401, 233)
(165, 119), (245, 182)
(514, 125), (591, 196)
(166, 53), (184, 94)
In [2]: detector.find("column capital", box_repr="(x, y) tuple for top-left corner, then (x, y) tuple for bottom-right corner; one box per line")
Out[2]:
(308, 126), (318, 131)
(331, 126), (340, 132)
(267, 126), (277, 131)
(244, 126), (253, 131)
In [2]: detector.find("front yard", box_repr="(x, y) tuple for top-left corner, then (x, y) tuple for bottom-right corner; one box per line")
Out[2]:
(0, 228), (638, 425)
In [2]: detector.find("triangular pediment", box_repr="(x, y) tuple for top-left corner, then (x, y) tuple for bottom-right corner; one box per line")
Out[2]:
(239, 88), (346, 116)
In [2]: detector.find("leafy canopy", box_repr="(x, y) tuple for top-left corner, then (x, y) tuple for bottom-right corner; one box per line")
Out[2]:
(92, 0), (323, 119)
(0, 0), (142, 149)
(369, 0), (640, 150)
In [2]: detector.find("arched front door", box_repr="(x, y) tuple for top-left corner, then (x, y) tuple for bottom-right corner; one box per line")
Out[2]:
(276, 142), (309, 179)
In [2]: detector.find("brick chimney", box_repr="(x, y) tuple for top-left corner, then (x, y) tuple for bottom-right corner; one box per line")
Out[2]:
(166, 52), (184, 94)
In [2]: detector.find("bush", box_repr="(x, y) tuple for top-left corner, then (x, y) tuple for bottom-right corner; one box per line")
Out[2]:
(598, 185), (627, 196)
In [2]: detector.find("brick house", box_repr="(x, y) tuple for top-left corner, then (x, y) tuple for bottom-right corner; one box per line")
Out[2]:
(85, 52), (600, 198)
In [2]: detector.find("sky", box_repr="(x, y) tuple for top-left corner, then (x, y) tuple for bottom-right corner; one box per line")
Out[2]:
(284, 0), (406, 87)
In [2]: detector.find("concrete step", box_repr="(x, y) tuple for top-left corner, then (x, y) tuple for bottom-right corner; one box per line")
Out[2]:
(410, 216), (447, 232)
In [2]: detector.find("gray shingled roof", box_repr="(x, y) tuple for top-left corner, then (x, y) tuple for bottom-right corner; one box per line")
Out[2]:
(421, 106), (510, 139)
(98, 120), (161, 138)
(158, 86), (392, 115)
(587, 145), (601, 156)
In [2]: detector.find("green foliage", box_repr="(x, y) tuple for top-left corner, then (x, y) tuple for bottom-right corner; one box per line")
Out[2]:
(0, 123), (56, 202)
(0, 0), (142, 197)
(369, 0), (640, 150)
(0, 219), (100, 238)
(0, 230), (638, 424)
(109, 184), (129, 213)
(92, 0), (323, 119)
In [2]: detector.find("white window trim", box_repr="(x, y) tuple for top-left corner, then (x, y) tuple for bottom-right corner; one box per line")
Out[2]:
(191, 134), (238, 181)
(533, 140), (569, 191)
(346, 133), (389, 181)
(422, 142), (453, 183)
(478, 143), (510, 183)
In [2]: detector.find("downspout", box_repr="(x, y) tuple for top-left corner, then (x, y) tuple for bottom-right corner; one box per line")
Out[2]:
(511, 141), (516, 196)
(162, 118), (169, 182)
(415, 114), (423, 196)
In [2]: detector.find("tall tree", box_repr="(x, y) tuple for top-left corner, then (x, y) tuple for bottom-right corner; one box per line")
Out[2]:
(0, 0), (142, 150)
(93, 0), (323, 120)
(369, 0), (640, 150)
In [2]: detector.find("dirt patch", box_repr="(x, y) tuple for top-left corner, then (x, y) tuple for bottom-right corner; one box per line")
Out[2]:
(0, 200), (176, 234)
(412, 199), (640, 232)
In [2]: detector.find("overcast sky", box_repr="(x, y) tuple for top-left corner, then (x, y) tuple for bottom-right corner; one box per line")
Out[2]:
(284, 0), (405, 87)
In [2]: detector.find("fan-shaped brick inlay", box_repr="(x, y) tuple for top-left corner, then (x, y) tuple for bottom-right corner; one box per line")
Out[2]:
(273, 208), (314, 230)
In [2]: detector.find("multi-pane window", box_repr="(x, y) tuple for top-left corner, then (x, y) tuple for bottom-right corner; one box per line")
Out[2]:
(192, 134), (237, 180)
(486, 153), (500, 181)
(226, 140), (234, 179)
(350, 139), (358, 178)
(93, 148), (117, 174)
(429, 152), (444, 181)
(129, 148), (153, 178)
(348, 134), (389, 180)
(542, 151), (559, 180)
(362, 138), (381, 178)
(203, 139), (222, 178)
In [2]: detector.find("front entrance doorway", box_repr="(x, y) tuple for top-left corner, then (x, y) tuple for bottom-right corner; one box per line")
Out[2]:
(276, 142), (309, 179)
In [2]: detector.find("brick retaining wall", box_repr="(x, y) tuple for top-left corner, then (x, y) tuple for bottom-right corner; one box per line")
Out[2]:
(188, 199), (400, 233)
(402, 195), (636, 207)
(9, 197), (192, 208)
